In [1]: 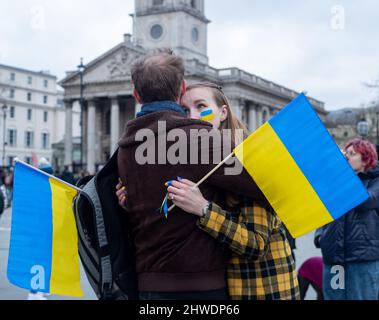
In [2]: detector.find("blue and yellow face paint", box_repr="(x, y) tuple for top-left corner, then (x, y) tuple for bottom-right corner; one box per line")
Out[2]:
(200, 109), (216, 122)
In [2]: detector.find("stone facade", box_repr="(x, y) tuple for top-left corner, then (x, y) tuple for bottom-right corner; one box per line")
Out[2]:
(326, 105), (379, 147)
(0, 64), (80, 168)
(60, 0), (326, 173)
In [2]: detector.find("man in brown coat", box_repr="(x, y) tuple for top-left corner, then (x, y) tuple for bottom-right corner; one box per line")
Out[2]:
(118, 48), (268, 300)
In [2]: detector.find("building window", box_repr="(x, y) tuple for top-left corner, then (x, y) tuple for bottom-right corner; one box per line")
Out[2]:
(25, 131), (34, 148)
(10, 73), (15, 81)
(150, 24), (163, 39)
(10, 89), (15, 99)
(27, 109), (32, 120)
(28, 76), (32, 85)
(42, 133), (50, 149)
(153, 0), (163, 5)
(10, 106), (15, 119)
(57, 98), (64, 108)
(43, 95), (48, 104)
(43, 111), (48, 122)
(27, 92), (32, 102)
(25, 157), (32, 164)
(192, 27), (199, 42)
(44, 79), (48, 88)
(7, 129), (17, 147)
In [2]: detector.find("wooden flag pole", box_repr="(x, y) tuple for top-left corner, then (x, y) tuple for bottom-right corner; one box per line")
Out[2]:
(167, 152), (235, 212)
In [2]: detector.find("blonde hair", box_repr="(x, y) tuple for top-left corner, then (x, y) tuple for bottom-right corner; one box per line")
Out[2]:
(186, 82), (248, 207)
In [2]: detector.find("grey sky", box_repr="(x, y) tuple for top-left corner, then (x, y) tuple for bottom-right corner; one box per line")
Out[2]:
(0, 0), (378, 110)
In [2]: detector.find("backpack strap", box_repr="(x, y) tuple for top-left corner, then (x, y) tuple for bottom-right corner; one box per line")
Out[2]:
(83, 178), (113, 299)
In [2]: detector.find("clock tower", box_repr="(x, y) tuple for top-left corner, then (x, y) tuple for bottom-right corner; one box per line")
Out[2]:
(132, 0), (210, 64)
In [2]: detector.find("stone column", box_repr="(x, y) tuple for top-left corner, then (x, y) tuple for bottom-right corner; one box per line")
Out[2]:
(257, 106), (263, 128)
(248, 105), (258, 133)
(87, 100), (96, 174)
(261, 106), (271, 124)
(64, 100), (73, 169)
(110, 97), (120, 154)
(230, 99), (243, 122)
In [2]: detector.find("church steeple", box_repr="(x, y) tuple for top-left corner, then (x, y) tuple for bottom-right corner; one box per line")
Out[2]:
(132, 0), (210, 64)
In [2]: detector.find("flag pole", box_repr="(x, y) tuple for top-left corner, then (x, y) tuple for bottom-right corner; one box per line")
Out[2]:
(167, 152), (235, 212)
(15, 160), (83, 193)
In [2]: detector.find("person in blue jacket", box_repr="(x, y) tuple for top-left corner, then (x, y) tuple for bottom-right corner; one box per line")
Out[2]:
(316, 138), (379, 300)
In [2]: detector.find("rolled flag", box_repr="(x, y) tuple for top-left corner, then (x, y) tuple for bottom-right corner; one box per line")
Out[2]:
(234, 93), (369, 238)
(200, 109), (215, 122)
(7, 161), (83, 297)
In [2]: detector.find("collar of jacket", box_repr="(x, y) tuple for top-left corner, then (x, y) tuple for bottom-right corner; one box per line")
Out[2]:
(359, 164), (379, 180)
(136, 101), (186, 118)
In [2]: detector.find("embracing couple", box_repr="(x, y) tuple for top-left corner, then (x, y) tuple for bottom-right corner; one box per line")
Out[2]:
(116, 48), (299, 300)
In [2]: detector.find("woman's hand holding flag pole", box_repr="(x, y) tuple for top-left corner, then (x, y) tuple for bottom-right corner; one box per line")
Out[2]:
(167, 152), (234, 213)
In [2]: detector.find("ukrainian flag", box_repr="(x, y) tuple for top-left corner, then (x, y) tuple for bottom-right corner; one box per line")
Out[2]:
(7, 161), (83, 297)
(234, 93), (369, 238)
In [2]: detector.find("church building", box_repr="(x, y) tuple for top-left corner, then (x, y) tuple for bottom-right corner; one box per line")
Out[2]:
(60, 0), (326, 173)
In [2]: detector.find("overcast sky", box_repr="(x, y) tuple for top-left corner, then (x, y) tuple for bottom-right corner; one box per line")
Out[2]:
(0, 0), (378, 110)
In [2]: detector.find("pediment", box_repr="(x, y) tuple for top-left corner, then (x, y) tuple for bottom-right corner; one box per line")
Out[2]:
(60, 44), (144, 86)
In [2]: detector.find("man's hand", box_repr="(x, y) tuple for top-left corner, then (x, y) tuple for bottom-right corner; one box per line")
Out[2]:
(167, 178), (209, 217)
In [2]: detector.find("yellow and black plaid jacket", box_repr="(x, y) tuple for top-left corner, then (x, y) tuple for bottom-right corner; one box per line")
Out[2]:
(198, 197), (300, 300)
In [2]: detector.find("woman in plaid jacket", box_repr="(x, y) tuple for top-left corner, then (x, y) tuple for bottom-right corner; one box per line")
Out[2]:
(117, 82), (300, 300)
(167, 83), (299, 300)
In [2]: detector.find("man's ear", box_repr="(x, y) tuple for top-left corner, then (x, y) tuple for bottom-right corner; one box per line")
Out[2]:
(133, 89), (142, 104)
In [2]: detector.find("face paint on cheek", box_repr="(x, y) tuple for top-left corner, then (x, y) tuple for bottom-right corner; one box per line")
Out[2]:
(200, 109), (216, 122)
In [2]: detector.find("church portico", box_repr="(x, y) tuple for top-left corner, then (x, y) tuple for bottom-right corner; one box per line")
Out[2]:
(63, 92), (138, 173)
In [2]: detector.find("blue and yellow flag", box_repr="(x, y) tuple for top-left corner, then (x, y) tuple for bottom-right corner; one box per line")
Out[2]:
(234, 93), (369, 238)
(7, 161), (83, 297)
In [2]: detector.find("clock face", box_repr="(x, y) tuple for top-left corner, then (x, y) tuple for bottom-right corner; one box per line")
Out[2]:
(192, 27), (199, 43)
(150, 24), (163, 39)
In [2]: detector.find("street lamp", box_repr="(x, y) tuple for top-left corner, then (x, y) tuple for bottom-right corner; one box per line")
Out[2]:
(357, 119), (369, 138)
(77, 57), (86, 171)
(2, 104), (7, 167)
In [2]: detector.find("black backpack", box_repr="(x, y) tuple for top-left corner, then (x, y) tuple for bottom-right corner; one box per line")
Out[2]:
(73, 149), (138, 300)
